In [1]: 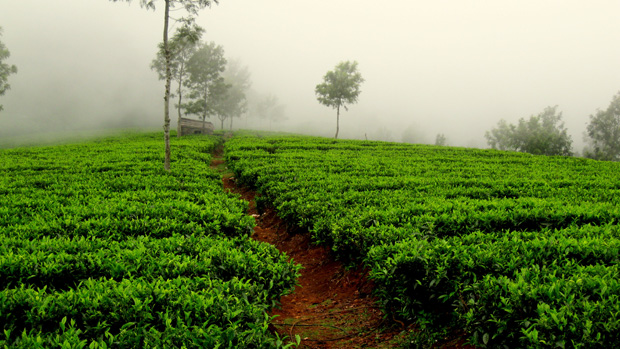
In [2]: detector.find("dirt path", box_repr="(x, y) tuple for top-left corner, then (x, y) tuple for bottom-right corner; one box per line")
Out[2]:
(210, 145), (405, 348)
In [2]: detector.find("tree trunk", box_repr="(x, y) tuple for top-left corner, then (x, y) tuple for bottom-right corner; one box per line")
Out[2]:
(176, 63), (184, 138)
(220, 117), (224, 130)
(163, 0), (171, 171)
(334, 104), (340, 139)
(201, 86), (208, 132)
(229, 114), (233, 130)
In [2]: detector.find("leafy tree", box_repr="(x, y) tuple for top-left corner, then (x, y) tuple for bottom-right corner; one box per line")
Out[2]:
(584, 91), (620, 161)
(222, 59), (251, 130)
(401, 123), (428, 144)
(315, 61), (364, 139)
(485, 106), (573, 156)
(485, 119), (513, 151)
(0, 27), (18, 112)
(256, 94), (286, 130)
(208, 79), (234, 130)
(151, 20), (204, 138)
(182, 41), (227, 130)
(371, 127), (393, 142)
(109, 0), (219, 171)
(435, 133), (448, 146)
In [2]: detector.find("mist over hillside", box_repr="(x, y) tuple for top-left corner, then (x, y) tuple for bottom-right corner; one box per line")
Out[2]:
(1, 0), (620, 151)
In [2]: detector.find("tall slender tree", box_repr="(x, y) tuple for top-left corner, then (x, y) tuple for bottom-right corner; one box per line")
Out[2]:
(0, 27), (18, 113)
(315, 61), (364, 139)
(151, 20), (204, 138)
(109, 0), (219, 171)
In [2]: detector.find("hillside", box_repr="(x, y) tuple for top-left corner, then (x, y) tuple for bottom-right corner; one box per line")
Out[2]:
(0, 132), (299, 347)
(225, 133), (620, 348)
(2, 130), (619, 348)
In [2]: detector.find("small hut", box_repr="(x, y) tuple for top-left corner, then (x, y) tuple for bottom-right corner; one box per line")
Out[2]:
(178, 117), (214, 136)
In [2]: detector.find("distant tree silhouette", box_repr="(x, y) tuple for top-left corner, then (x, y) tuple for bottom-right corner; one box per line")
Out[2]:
(0, 27), (18, 112)
(486, 106), (573, 156)
(584, 91), (620, 161)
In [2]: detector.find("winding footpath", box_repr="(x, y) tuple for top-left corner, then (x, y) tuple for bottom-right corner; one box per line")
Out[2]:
(210, 144), (405, 348)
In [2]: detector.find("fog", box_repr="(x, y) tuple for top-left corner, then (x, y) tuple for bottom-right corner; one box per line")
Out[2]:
(2, 0), (620, 149)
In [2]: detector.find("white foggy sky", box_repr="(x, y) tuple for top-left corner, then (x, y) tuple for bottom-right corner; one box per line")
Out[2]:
(1, 0), (620, 148)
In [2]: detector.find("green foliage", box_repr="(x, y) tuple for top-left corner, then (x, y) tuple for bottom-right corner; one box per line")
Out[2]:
(109, 0), (222, 170)
(0, 132), (300, 347)
(585, 91), (620, 161)
(315, 61), (364, 110)
(315, 61), (364, 139)
(224, 134), (620, 348)
(151, 20), (204, 82)
(486, 106), (573, 156)
(151, 19), (205, 123)
(221, 59), (251, 129)
(182, 42), (228, 123)
(0, 27), (18, 112)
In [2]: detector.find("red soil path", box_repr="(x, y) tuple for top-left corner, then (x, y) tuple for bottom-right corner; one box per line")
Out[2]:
(210, 150), (405, 348)
(224, 176), (405, 348)
(210, 145), (473, 348)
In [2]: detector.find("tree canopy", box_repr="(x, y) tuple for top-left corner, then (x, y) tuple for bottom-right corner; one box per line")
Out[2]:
(0, 27), (18, 112)
(222, 59), (251, 130)
(315, 61), (364, 139)
(584, 91), (620, 161)
(485, 106), (573, 156)
(182, 41), (227, 126)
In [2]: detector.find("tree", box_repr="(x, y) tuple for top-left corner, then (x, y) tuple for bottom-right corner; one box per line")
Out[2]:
(0, 27), (18, 112)
(315, 61), (364, 139)
(584, 92), (620, 161)
(208, 79), (233, 130)
(485, 106), (573, 156)
(182, 41), (227, 130)
(151, 20), (204, 138)
(435, 133), (448, 146)
(109, 0), (219, 171)
(371, 127), (393, 142)
(401, 123), (429, 144)
(222, 59), (251, 130)
(485, 119), (513, 151)
(256, 94), (286, 130)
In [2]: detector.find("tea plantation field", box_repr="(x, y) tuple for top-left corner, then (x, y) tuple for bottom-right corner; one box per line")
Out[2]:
(225, 134), (620, 348)
(0, 132), (299, 348)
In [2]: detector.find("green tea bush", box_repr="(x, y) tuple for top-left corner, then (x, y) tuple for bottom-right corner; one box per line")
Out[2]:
(225, 134), (620, 347)
(0, 132), (300, 347)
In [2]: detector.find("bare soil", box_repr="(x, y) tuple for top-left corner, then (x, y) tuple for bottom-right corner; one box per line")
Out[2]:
(210, 147), (406, 348)
(210, 144), (474, 348)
